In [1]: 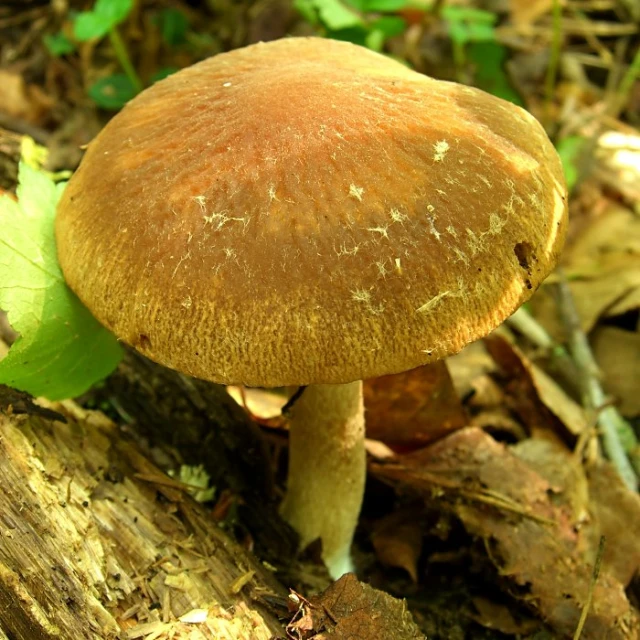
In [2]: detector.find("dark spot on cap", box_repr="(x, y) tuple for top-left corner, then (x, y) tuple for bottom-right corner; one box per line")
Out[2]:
(514, 242), (535, 273)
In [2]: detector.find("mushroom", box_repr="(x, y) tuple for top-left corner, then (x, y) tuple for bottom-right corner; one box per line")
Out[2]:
(55, 37), (568, 578)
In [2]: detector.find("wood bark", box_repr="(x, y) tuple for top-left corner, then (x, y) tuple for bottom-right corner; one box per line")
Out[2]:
(0, 400), (288, 639)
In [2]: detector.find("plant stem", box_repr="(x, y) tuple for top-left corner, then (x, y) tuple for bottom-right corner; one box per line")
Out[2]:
(108, 27), (143, 93)
(552, 276), (638, 491)
(506, 306), (580, 397)
(544, 0), (563, 130)
(573, 536), (605, 640)
(613, 43), (640, 117)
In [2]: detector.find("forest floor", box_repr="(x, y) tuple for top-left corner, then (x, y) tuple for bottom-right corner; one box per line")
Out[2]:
(1, 1), (640, 639)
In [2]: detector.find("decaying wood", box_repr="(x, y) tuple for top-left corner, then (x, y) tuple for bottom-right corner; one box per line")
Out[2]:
(90, 349), (298, 564)
(0, 320), (427, 640)
(0, 402), (288, 640)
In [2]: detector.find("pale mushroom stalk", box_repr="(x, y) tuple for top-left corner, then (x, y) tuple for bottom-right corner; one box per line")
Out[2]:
(280, 381), (365, 578)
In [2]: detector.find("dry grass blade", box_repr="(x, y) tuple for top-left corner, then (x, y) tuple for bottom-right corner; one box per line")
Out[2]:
(573, 536), (606, 640)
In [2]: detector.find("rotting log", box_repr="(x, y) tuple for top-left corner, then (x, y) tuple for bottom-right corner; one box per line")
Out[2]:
(0, 402), (288, 640)
(89, 348), (298, 565)
(0, 357), (428, 640)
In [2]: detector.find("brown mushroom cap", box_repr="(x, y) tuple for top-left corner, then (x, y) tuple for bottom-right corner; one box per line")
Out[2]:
(55, 37), (567, 387)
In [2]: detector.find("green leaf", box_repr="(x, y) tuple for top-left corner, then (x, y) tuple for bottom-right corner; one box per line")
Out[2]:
(327, 26), (369, 47)
(556, 136), (586, 191)
(343, 0), (365, 10)
(468, 41), (523, 106)
(362, 16), (406, 50)
(311, 0), (364, 30)
(158, 8), (188, 46)
(363, 0), (412, 11)
(74, 0), (134, 41)
(0, 164), (122, 400)
(442, 6), (497, 24)
(74, 12), (111, 40)
(464, 21), (495, 43)
(44, 32), (76, 57)
(173, 465), (216, 503)
(365, 28), (385, 51)
(442, 6), (496, 45)
(150, 67), (179, 83)
(370, 15), (406, 38)
(88, 74), (137, 109)
(94, 0), (134, 23)
(293, 0), (320, 25)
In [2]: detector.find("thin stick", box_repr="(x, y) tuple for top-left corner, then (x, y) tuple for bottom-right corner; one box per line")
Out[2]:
(553, 276), (638, 490)
(506, 306), (580, 396)
(573, 536), (605, 640)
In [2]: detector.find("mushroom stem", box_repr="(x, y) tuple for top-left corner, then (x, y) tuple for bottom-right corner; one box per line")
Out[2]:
(280, 381), (365, 579)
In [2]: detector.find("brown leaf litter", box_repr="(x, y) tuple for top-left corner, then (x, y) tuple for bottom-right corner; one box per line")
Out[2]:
(371, 427), (640, 639)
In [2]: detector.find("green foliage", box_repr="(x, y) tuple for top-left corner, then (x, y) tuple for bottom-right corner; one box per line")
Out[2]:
(296, 0), (521, 103)
(440, 6), (522, 106)
(468, 42), (523, 106)
(365, 16), (406, 50)
(0, 164), (123, 400)
(356, 0), (411, 11)
(87, 68), (177, 110)
(150, 67), (179, 83)
(442, 6), (497, 47)
(52, 0), (142, 108)
(43, 32), (76, 57)
(158, 8), (189, 47)
(173, 465), (216, 503)
(47, 1), (190, 110)
(556, 136), (587, 191)
(74, 0), (134, 41)
(88, 73), (137, 110)
(295, 0), (409, 52)
(296, 0), (363, 30)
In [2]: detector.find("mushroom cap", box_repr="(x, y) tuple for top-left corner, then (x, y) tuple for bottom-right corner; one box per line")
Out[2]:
(55, 37), (567, 387)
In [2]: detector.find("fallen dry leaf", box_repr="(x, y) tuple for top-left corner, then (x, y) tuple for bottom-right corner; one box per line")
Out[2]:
(531, 204), (640, 336)
(509, 0), (552, 26)
(469, 596), (538, 635)
(227, 385), (289, 428)
(591, 326), (640, 417)
(466, 373), (505, 409)
(587, 461), (640, 587)
(287, 573), (424, 640)
(371, 507), (424, 582)
(596, 130), (640, 205)
(447, 341), (497, 400)
(371, 428), (640, 639)
(0, 70), (53, 126)
(470, 408), (528, 440)
(527, 364), (589, 436)
(363, 362), (467, 447)
(513, 437), (590, 529)
(485, 334), (588, 439)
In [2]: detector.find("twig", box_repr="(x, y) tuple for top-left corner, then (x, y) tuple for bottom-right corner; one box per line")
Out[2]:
(552, 275), (638, 491)
(573, 536), (605, 640)
(506, 307), (580, 396)
(507, 307), (555, 350)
